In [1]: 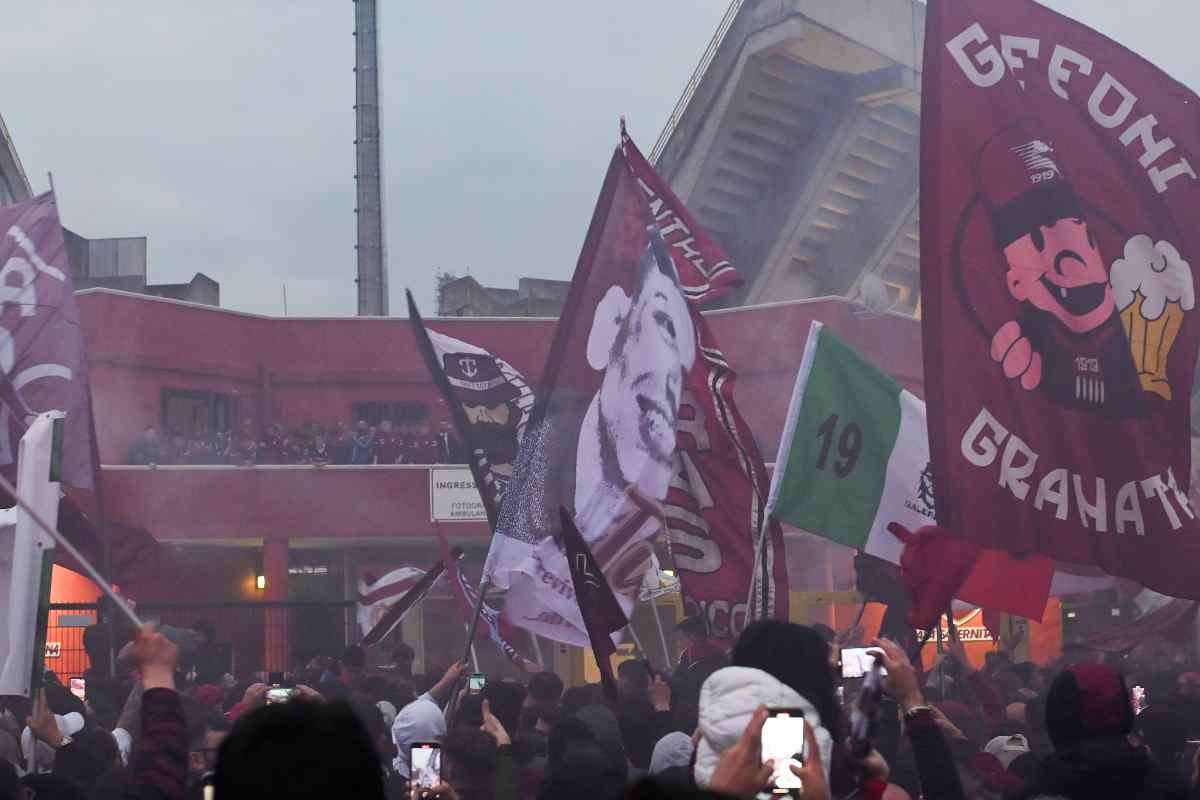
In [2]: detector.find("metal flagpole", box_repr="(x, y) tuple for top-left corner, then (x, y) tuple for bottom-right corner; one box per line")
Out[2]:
(461, 579), (489, 667)
(649, 593), (672, 669)
(528, 629), (545, 669)
(464, 626), (480, 673)
(85, 382), (119, 676)
(626, 619), (647, 659)
(0, 473), (141, 628)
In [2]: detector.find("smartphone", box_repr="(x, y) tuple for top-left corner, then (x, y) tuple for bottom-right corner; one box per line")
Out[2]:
(850, 658), (884, 757)
(268, 671), (285, 686)
(266, 686), (297, 704)
(69, 677), (86, 701)
(410, 742), (442, 790)
(841, 647), (887, 680)
(1132, 685), (1147, 715)
(468, 673), (486, 694)
(761, 708), (807, 797)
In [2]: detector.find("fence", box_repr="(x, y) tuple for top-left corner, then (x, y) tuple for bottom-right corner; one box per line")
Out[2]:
(44, 601), (358, 679)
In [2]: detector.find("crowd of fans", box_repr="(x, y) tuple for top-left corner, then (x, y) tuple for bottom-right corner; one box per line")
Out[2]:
(126, 419), (466, 468)
(2, 609), (1199, 800)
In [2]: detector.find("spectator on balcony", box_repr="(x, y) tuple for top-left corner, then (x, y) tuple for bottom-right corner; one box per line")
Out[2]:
(306, 434), (331, 465)
(373, 420), (402, 465)
(183, 433), (216, 465)
(164, 430), (189, 465)
(350, 421), (374, 465)
(127, 427), (163, 466)
(229, 434), (258, 467)
(282, 429), (306, 464)
(331, 421), (353, 465)
(258, 424), (286, 465)
(412, 421), (441, 465)
(437, 420), (467, 465)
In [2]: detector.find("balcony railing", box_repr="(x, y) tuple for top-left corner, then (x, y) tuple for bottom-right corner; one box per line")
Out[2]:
(100, 464), (492, 543)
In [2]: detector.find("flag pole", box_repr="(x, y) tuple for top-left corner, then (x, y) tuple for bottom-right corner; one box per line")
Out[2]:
(0, 473), (141, 629)
(625, 618), (647, 659)
(463, 624), (480, 672)
(648, 593), (672, 669)
(744, 514), (770, 621)
(461, 579), (489, 667)
(528, 630), (545, 669)
(85, 383), (118, 676)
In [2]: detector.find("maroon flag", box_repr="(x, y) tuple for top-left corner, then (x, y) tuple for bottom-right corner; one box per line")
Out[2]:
(623, 132), (788, 637)
(560, 507), (625, 703)
(0, 194), (94, 489)
(484, 129), (786, 647)
(922, 0), (1200, 597)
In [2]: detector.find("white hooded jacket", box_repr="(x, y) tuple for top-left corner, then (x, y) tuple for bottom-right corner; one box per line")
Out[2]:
(693, 666), (834, 788)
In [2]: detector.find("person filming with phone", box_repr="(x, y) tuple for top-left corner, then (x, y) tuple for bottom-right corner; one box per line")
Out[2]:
(688, 621), (965, 800)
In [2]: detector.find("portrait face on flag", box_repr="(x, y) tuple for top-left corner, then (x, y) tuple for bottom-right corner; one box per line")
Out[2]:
(578, 235), (697, 522)
(488, 141), (787, 647)
(922, 0), (1200, 598)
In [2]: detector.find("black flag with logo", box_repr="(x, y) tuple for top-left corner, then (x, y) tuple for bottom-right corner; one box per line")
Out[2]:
(407, 291), (535, 528)
(560, 506), (627, 703)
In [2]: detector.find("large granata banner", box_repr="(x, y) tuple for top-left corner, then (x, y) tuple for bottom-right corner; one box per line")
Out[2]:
(922, 0), (1200, 598)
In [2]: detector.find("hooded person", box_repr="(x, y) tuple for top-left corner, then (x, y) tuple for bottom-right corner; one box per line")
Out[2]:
(692, 666), (834, 789)
(390, 695), (447, 779)
(575, 704), (629, 780)
(537, 715), (625, 800)
(649, 731), (695, 776)
(1020, 663), (1187, 800)
(974, 121), (1143, 419)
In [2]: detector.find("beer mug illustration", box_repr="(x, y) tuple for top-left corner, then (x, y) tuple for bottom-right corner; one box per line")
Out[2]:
(1112, 235), (1195, 400)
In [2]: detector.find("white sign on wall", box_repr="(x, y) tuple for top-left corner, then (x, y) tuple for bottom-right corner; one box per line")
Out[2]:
(430, 467), (487, 522)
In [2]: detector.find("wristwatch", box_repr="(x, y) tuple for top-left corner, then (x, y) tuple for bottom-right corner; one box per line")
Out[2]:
(54, 734), (73, 749)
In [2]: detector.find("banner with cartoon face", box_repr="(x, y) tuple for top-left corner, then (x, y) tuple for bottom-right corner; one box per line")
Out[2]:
(922, 0), (1200, 598)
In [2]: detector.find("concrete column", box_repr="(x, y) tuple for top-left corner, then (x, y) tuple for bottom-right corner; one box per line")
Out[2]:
(263, 539), (290, 672)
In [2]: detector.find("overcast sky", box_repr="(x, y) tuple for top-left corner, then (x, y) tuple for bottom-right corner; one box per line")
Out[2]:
(2, 1), (1196, 317)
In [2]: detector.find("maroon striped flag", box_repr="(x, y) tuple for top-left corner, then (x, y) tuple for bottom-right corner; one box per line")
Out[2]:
(358, 560), (447, 647)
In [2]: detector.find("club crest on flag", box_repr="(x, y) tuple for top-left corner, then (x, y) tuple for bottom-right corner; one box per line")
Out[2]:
(905, 462), (936, 521)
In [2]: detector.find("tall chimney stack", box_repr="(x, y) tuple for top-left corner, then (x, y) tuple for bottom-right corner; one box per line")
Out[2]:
(353, 0), (388, 316)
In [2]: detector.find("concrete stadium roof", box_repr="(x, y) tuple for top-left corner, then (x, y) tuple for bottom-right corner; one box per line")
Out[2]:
(653, 0), (925, 314)
(0, 113), (32, 205)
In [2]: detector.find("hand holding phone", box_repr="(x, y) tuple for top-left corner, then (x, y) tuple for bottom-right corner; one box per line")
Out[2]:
(468, 673), (486, 694)
(410, 742), (442, 791)
(850, 657), (885, 758)
(265, 686), (297, 704)
(841, 647), (888, 680)
(761, 708), (807, 796)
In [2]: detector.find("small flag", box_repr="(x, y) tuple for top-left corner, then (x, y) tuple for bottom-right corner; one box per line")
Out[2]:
(560, 507), (626, 703)
(359, 560), (447, 648)
(434, 526), (540, 673)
